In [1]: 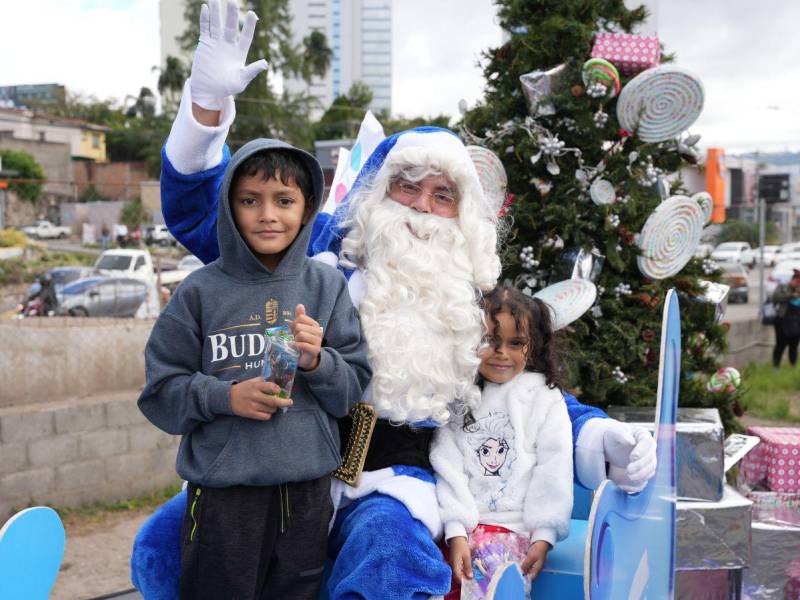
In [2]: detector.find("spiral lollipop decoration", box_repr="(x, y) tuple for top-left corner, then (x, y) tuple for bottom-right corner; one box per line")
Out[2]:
(693, 191), (714, 224)
(467, 145), (508, 217)
(533, 279), (597, 330)
(637, 195), (705, 279)
(616, 65), (705, 142)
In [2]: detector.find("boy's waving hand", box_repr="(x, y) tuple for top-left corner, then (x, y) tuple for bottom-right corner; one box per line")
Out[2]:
(190, 0), (268, 110)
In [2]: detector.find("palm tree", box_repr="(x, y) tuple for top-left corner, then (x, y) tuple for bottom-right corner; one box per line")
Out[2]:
(156, 56), (188, 111)
(303, 31), (333, 81)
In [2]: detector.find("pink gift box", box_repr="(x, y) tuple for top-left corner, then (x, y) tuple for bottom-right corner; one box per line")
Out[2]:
(740, 427), (800, 493)
(786, 560), (800, 600)
(590, 32), (661, 75)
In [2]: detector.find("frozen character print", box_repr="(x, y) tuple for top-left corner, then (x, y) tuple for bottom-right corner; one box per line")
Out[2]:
(465, 412), (516, 510)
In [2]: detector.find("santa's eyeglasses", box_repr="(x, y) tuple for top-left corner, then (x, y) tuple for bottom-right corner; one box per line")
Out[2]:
(389, 178), (459, 208)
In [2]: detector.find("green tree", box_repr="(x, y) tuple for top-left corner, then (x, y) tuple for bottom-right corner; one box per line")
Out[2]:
(0, 149), (45, 202)
(715, 219), (779, 247)
(302, 30), (333, 80)
(157, 55), (189, 112)
(79, 184), (106, 203)
(462, 1), (736, 428)
(119, 198), (150, 232)
(314, 82), (374, 140)
(380, 112), (451, 136)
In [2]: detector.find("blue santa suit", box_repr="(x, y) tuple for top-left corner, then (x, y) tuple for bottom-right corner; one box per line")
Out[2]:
(133, 89), (607, 600)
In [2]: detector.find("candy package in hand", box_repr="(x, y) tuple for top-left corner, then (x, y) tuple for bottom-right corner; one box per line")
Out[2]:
(461, 527), (532, 599)
(262, 326), (299, 406)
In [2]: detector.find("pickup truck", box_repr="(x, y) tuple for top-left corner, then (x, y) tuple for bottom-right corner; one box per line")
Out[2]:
(22, 220), (71, 239)
(93, 249), (188, 286)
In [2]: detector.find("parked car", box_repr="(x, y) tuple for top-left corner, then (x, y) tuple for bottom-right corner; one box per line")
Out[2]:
(21, 220), (71, 239)
(694, 243), (714, 259)
(754, 245), (780, 267)
(711, 242), (756, 267)
(25, 266), (97, 299)
(766, 259), (800, 299)
(718, 261), (749, 303)
(56, 277), (148, 317)
(176, 255), (203, 272)
(144, 224), (176, 247)
(94, 249), (155, 282)
(776, 242), (800, 264)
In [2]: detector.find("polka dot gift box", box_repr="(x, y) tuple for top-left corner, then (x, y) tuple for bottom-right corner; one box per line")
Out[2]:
(740, 427), (800, 493)
(590, 32), (661, 76)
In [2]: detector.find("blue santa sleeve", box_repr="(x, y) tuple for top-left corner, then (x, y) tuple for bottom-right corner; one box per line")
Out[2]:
(160, 145), (230, 265)
(564, 391), (607, 445)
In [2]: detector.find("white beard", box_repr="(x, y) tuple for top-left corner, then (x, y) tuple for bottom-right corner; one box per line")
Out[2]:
(347, 198), (484, 425)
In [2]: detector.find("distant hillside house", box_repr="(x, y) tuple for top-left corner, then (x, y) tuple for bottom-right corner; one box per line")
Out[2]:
(0, 106), (108, 163)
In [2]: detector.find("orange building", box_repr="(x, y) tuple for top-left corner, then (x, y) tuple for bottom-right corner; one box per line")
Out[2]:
(705, 148), (726, 223)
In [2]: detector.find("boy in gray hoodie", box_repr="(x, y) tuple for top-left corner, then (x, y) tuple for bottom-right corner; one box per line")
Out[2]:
(138, 138), (371, 599)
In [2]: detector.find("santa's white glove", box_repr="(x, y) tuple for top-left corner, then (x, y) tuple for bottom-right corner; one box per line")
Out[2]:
(189, 0), (268, 110)
(603, 421), (657, 493)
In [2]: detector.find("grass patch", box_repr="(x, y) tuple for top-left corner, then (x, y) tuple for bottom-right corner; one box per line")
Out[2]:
(54, 484), (182, 526)
(0, 248), (95, 286)
(741, 362), (800, 422)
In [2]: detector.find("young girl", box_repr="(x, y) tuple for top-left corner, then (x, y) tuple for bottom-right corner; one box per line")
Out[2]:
(431, 284), (573, 598)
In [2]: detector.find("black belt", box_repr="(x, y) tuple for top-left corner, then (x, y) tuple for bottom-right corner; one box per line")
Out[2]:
(338, 417), (434, 472)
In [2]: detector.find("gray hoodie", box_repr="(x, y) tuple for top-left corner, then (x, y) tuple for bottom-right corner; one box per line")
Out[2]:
(138, 139), (371, 487)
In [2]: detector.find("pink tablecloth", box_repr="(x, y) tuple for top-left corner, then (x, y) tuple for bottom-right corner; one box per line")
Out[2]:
(740, 427), (800, 493)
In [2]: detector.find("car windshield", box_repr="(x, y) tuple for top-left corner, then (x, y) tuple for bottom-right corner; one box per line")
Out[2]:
(716, 243), (742, 251)
(95, 255), (132, 270)
(780, 244), (800, 253)
(61, 278), (105, 294)
(51, 269), (84, 286)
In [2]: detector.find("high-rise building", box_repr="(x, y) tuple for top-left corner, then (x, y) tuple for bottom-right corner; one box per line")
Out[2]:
(158, 0), (392, 114)
(287, 0), (392, 115)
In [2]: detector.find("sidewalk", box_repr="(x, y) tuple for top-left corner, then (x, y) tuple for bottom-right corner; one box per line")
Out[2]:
(51, 509), (149, 600)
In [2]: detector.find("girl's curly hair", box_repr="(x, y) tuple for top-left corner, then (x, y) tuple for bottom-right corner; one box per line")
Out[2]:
(480, 283), (564, 390)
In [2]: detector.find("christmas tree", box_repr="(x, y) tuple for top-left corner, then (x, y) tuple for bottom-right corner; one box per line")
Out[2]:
(461, 1), (739, 429)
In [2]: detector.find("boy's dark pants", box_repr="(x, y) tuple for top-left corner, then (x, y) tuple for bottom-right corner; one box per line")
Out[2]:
(179, 476), (332, 600)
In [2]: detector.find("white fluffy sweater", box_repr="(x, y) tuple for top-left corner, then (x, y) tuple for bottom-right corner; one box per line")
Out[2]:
(430, 372), (573, 546)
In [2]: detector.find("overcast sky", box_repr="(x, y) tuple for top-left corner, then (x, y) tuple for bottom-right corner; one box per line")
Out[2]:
(2, 0), (798, 152)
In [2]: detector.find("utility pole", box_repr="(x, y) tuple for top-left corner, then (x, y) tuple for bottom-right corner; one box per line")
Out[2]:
(756, 151), (766, 308)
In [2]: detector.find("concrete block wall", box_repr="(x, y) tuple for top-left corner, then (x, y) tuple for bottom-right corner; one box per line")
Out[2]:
(722, 318), (775, 369)
(0, 390), (180, 520)
(0, 317), (153, 408)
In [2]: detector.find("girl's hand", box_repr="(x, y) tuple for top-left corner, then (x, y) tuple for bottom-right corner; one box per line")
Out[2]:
(448, 537), (473, 582)
(290, 304), (323, 371)
(230, 377), (292, 420)
(520, 540), (550, 580)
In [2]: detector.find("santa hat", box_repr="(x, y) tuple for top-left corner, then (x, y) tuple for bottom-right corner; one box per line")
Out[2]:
(308, 126), (498, 288)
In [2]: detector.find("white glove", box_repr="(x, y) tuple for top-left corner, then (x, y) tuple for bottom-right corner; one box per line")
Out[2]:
(189, 0), (268, 110)
(603, 420), (657, 493)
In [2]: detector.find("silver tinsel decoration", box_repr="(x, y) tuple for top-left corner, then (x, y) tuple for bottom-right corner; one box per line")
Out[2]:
(519, 246), (540, 270)
(587, 81), (607, 98)
(614, 282), (632, 298)
(612, 366), (629, 384)
(593, 109), (609, 128)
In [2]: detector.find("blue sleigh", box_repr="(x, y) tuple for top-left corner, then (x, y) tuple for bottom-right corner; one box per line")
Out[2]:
(0, 292), (678, 599)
